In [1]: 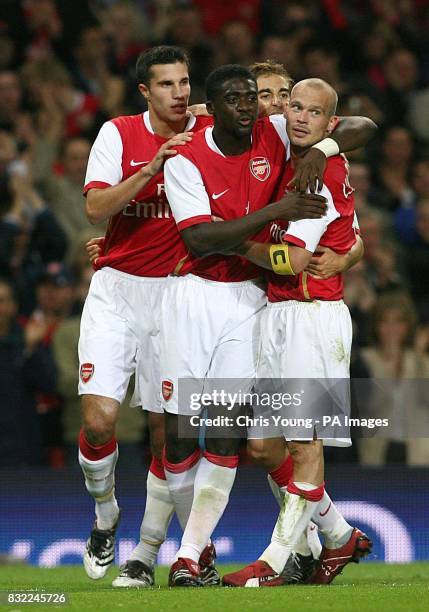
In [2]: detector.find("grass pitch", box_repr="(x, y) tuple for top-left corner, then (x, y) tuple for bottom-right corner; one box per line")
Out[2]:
(0, 563), (428, 612)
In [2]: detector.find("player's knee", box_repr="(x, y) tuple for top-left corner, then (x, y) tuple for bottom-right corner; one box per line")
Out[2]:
(287, 441), (316, 468)
(247, 440), (272, 467)
(205, 437), (239, 457)
(165, 439), (199, 463)
(81, 396), (118, 445)
(82, 412), (116, 446)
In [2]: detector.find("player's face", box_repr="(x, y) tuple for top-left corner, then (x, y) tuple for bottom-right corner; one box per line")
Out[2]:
(257, 74), (290, 117)
(285, 84), (339, 149)
(211, 78), (258, 137)
(139, 62), (190, 123)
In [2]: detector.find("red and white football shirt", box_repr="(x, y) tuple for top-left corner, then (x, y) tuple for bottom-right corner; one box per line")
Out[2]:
(267, 154), (357, 302)
(164, 115), (290, 282)
(84, 111), (212, 277)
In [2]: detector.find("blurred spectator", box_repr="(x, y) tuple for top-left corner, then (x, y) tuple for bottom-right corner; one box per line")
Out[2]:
(215, 20), (256, 67)
(22, 262), (77, 467)
(405, 198), (429, 309)
(0, 70), (24, 134)
(0, 168), (67, 312)
(103, 0), (149, 74)
(71, 25), (125, 117)
(33, 134), (106, 251)
(374, 126), (415, 211)
(358, 292), (429, 466)
(359, 208), (402, 294)
(164, 5), (214, 95)
(349, 162), (380, 213)
(0, 278), (55, 467)
(344, 259), (377, 346)
(381, 47), (420, 125)
(258, 35), (300, 77)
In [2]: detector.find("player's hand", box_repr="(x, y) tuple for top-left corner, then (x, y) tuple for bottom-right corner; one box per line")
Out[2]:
(86, 236), (105, 265)
(144, 132), (193, 178)
(271, 192), (327, 221)
(305, 245), (346, 279)
(288, 148), (327, 193)
(188, 104), (209, 117)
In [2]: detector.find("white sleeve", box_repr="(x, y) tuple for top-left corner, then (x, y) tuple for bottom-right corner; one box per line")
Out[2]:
(269, 114), (290, 160)
(84, 122), (123, 188)
(353, 211), (360, 233)
(164, 155), (211, 229)
(284, 185), (340, 253)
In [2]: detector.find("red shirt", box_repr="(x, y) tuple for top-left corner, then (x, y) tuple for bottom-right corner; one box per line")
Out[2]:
(164, 115), (290, 282)
(267, 155), (357, 302)
(83, 112), (212, 277)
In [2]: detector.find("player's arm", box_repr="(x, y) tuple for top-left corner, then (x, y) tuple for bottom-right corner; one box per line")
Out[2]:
(164, 154), (327, 258)
(85, 128), (192, 224)
(236, 240), (312, 275)
(305, 235), (364, 279)
(290, 116), (378, 193)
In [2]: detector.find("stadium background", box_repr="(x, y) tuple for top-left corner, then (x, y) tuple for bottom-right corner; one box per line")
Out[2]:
(0, 0), (429, 566)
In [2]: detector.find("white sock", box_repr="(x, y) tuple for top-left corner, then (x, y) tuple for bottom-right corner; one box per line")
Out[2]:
(129, 471), (174, 568)
(259, 482), (322, 574)
(78, 447), (120, 530)
(176, 457), (237, 563)
(311, 491), (353, 549)
(267, 474), (321, 558)
(165, 459), (200, 531)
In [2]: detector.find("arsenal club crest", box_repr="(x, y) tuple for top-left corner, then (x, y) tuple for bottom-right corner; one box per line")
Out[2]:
(80, 363), (94, 383)
(250, 157), (271, 182)
(162, 380), (174, 401)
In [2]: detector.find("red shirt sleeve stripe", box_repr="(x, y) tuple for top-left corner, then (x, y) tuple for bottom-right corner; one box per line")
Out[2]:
(83, 180), (112, 196)
(283, 234), (306, 249)
(177, 215), (212, 231)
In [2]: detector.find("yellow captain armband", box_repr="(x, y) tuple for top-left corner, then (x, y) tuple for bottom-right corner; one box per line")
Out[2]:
(269, 244), (295, 275)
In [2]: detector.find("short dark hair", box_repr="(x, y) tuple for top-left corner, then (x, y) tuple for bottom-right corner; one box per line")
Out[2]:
(206, 64), (256, 102)
(136, 45), (190, 85)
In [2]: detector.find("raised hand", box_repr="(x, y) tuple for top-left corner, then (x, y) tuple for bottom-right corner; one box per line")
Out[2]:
(270, 192), (327, 221)
(144, 132), (193, 178)
(288, 148), (327, 193)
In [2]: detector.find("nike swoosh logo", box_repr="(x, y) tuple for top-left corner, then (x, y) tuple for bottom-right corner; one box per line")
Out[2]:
(212, 189), (229, 200)
(130, 160), (150, 166)
(319, 502), (332, 517)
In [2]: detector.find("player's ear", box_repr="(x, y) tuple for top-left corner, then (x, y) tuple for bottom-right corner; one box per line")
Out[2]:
(138, 83), (150, 101)
(327, 115), (340, 134)
(206, 100), (215, 116)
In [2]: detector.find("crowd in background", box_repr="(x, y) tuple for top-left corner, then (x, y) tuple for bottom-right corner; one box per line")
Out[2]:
(0, 0), (429, 468)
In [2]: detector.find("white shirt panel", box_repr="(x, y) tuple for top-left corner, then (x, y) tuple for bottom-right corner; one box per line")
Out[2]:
(285, 184), (340, 252)
(269, 114), (290, 160)
(85, 121), (123, 187)
(164, 155), (211, 225)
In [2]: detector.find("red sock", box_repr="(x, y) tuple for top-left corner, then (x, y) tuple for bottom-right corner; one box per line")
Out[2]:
(78, 429), (117, 461)
(269, 455), (293, 489)
(149, 456), (166, 480)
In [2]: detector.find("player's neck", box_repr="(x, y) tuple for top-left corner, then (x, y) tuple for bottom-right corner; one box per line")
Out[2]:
(212, 127), (251, 156)
(148, 109), (188, 139)
(290, 144), (310, 165)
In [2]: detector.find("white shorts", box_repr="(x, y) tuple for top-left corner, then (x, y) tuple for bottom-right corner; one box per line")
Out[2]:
(159, 274), (266, 414)
(253, 300), (353, 446)
(78, 267), (166, 412)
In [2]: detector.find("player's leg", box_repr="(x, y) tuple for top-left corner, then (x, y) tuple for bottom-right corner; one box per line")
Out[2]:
(78, 269), (139, 579)
(113, 414), (173, 588)
(113, 278), (174, 587)
(248, 437), (322, 572)
(79, 395), (121, 580)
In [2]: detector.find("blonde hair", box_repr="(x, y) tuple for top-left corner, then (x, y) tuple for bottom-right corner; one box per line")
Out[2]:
(249, 60), (293, 91)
